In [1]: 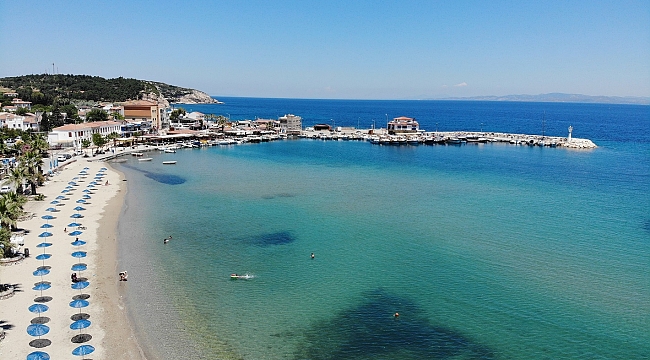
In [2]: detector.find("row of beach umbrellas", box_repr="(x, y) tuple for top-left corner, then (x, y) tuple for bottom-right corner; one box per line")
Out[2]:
(26, 167), (107, 359)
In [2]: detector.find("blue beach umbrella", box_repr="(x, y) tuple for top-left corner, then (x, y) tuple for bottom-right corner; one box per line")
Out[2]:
(27, 351), (50, 360)
(41, 215), (54, 220)
(70, 213), (84, 219)
(61, 189), (70, 193)
(68, 181), (77, 185)
(68, 222), (82, 227)
(45, 207), (57, 212)
(69, 230), (83, 236)
(33, 268), (50, 276)
(82, 195), (91, 199)
(33, 282), (51, 291)
(71, 251), (87, 258)
(100, 167), (107, 170)
(72, 344), (95, 356)
(26, 323), (50, 337)
(38, 232), (53, 238)
(71, 263), (87, 271)
(73, 206), (86, 211)
(71, 240), (86, 246)
(40, 223), (53, 229)
(65, 185), (74, 189)
(69, 299), (89, 308)
(56, 195), (66, 200)
(76, 199), (86, 203)
(36, 242), (52, 248)
(49, 200), (59, 205)
(71, 281), (89, 290)
(35, 254), (51, 260)
(70, 319), (91, 330)
(86, 184), (95, 188)
(28, 303), (49, 314)
(82, 189), (92, 193)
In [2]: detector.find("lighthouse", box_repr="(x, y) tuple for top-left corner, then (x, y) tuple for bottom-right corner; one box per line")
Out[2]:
(568, 125), (573, 142)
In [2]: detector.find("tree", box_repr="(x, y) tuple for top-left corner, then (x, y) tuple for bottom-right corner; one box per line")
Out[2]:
(86, 108), (109, 122)
(4, 166), (27, 195)
(39, 111), (51, 132)
(81, 139), (91, 156)
(106, 132), (120, 147)
(16, 107), (29, 115)
(50, 104), (65, 128)
(111, 112), (124, 121)
(0, 227), (13, 258)
(22, 150), (43, 195)
(0, 191), (27, 231)
(170, 108), (186, 121)
(92, 133), (106, 153)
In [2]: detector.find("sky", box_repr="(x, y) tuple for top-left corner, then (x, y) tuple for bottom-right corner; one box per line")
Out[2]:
(1, 0), (649, 99)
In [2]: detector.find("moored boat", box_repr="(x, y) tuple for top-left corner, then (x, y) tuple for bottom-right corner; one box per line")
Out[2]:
(138, 158), (153, 161)
(162, 161), (177, 165)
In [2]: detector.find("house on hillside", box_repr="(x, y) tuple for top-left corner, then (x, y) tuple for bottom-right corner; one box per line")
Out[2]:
(0, 112), (40, 131)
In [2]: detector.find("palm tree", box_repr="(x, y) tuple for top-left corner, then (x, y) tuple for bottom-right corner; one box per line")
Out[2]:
(22, 150), (43, 195)
(0, 191), (26, 231)
(106, 132), (120, 148)
(4, 165), (27, 195)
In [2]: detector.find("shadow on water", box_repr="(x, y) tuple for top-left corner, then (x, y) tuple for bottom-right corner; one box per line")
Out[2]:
(246, 231), (296, 246)
(642, 219), (650, 235)
(262, 193), (296, 200)
(121, 164), (186, 185)
(294, 289), (494, 360)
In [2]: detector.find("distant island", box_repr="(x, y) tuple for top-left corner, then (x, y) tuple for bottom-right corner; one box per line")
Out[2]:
(440, 93), (649, 105)
(0, 74), (220, 107)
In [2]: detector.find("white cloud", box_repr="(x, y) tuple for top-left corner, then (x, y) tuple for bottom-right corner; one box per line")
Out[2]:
(454, 82), (468, 87)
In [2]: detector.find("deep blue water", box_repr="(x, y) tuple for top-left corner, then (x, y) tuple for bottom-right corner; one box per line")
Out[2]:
(119, 99), (649, 360)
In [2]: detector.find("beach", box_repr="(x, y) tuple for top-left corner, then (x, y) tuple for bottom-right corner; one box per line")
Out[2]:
(0, 157), (147, 360)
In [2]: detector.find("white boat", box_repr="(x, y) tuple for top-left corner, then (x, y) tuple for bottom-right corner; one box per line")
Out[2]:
(162, 161), (177, 165)
(138, 158), (153, 161)
(132, 152), (144, 157)
(230, 273), (254, 280)
(164, 148), (176, 153)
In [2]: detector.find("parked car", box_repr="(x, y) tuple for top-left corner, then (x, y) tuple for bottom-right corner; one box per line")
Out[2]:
(57, 155), (67, 162)
(0, 185), (12, 193)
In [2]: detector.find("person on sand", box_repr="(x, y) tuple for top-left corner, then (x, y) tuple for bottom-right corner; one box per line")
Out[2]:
(71, 273), (78, 283)
(105, 180), (109, 186)
(119, 271), (128, 281)
(64, 227), (67, 233)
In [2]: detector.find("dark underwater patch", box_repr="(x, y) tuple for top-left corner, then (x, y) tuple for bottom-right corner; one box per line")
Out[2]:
(294, 289), (494, 360)
(262, 193), (296, 200)
(121, 163), (186, 185)
(143, 172), (186, 185)
(249, 231), (295, 246)
(643, 219), (650, 234)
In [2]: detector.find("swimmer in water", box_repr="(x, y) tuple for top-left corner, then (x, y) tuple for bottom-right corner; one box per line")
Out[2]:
(311, 253), (315, 259)
(163, 235), (172, 244)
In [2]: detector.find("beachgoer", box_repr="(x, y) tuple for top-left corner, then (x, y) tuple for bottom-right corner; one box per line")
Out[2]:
(394, 312), (399, 318)
(105, 180), (109, 186)
(64, 227), (67, 233)
(119, 271), (128, 281)
(311, 253), (315, 259)
(71, 273), (78, 282)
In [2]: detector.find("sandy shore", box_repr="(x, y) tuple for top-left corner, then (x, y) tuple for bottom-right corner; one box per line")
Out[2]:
(0, 157), (147, 359)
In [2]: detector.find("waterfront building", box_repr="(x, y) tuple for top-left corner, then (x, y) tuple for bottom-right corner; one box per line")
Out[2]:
(123, 100), (162, 132)
(387, 116), (419, 135)
(279, 114), (302, 135)
(47, 120), (122, 149)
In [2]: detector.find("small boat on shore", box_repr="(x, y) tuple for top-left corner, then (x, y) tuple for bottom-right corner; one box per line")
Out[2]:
(138, 158), (153, 161)
(132, 152), (144, 157)
(162, 161), (177, 165)
(230, 273), (254, 280)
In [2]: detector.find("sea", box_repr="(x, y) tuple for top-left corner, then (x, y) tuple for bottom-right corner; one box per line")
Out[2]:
(115, 98), (649, 360)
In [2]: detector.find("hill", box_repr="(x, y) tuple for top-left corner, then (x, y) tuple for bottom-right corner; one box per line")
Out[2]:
(0, 74), (218, 106)
(441, 93), (649, 105)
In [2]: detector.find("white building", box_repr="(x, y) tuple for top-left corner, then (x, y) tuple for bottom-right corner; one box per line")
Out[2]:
(47, 121), (122, 149)
(278, 114), (302, 135)
(0, 112), (40, 131)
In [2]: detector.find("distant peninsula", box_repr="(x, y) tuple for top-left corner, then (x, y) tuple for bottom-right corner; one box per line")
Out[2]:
(440, 93), (649, 105)
(0, 74), (221, 106)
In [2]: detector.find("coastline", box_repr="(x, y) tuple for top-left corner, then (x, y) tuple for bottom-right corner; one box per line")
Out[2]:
(0, 158), (147, 360)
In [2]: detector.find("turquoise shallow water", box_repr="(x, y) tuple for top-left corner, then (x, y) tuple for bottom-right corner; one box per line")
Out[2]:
(116, 138), (649, 360)
(115, 99), (649, 360)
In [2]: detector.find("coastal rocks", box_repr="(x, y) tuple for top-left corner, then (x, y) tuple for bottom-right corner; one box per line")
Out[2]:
(174, 89), (222, 104)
